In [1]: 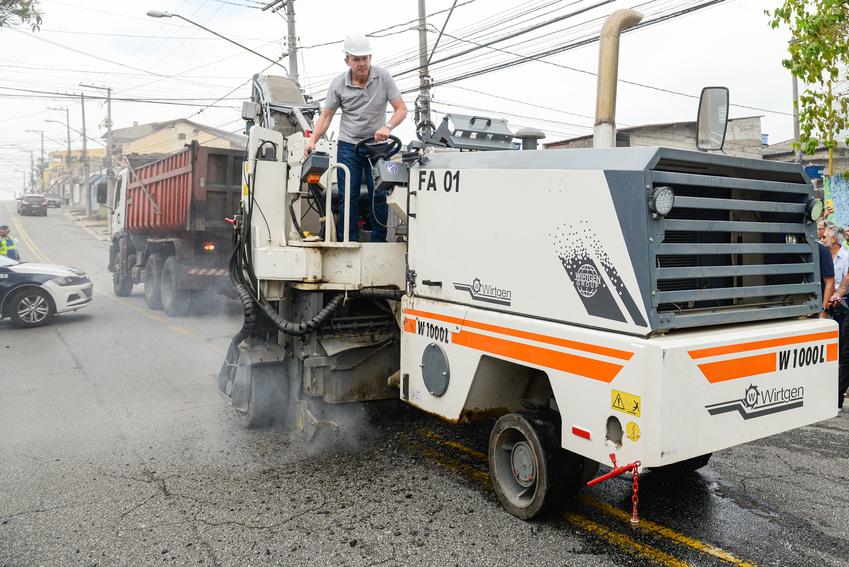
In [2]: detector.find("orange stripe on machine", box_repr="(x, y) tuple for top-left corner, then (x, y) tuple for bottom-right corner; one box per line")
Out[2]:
(697, 353), (776, 384)
(687, 331), (838, 360)
(451, 330), (624, 382)
(402, 308), (633, 361)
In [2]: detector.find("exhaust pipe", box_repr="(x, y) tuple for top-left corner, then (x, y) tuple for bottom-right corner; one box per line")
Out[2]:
(594, 9), (644, 148)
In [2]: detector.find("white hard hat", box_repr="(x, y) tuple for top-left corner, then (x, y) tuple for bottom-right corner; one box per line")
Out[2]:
(343, 32), (372, 56)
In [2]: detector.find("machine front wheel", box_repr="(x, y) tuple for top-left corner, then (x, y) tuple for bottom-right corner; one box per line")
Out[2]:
(234, 359), (289, 429)
(488, 410), (583, 519)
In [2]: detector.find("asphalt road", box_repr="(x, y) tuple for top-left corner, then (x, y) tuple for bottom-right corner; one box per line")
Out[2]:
(1, 201), (848, 567)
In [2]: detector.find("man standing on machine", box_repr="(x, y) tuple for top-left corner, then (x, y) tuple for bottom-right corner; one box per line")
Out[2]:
(304, 32), (407, 242)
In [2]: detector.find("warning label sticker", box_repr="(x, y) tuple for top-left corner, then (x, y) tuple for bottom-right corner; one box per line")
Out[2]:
(626, 421), (640, 442)
(612, 389), (641, 417)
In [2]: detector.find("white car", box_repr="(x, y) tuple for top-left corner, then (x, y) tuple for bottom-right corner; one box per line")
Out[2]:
(0, 255), (93, 327)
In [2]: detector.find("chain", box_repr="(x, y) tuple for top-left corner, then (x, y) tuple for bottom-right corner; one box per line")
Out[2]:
(630, 462), (641, 527)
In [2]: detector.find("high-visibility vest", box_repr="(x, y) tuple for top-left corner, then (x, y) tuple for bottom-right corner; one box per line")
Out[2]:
(0, 236), (18, 259)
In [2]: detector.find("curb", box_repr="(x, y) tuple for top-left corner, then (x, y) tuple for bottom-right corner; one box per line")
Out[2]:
(64, 209), (110, 243)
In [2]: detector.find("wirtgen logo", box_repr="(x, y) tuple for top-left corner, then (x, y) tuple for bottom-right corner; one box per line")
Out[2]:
(454, 277), (512, 306)
(705, 383), (804, 419)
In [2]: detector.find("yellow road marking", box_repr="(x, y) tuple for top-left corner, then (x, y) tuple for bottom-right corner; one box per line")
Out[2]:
(208, 345), (228, 355)
(417, 431), (762, 567)
(420, 429), (488, 461)
(564, 513), (692, 567)
(170, 326), (198, 337)
(11, 217), (51, 264)
(575, 496), (761, 567)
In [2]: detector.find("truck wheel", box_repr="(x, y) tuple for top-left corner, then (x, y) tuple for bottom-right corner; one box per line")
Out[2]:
(143, 253), (165, 310)
(489, 410), (584, 519)
(10, 288), (56, 328)
(112, 253), (134, 297)
(650, 454), (712, 477)
(161, 256), (189, 317)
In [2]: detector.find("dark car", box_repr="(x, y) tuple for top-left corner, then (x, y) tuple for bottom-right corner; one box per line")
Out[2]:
(17, 194), (48, 216)
(0, 255), (93, 327)
(44, 193), (61, 208)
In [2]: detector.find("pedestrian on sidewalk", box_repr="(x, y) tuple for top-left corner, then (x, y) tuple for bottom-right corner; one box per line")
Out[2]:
(63, 189), (70, 207)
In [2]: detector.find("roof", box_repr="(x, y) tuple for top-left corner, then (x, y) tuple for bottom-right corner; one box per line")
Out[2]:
(109, 118), (246, 147)
(544, 116), (762, 148)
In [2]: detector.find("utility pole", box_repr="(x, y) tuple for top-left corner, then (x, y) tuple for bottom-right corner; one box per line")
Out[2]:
(26, 130), (44, 191)
(261, 0), (299, 84)
(417, 0), (432, 132)
(286, 1), (298, 84)
(49, 106), (72, 205)
(81, 83), (114, 228)
(792, 73), (801, 163)
(81, 93), (91, 218)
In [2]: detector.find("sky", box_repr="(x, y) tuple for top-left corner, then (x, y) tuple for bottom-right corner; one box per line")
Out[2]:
(0, 0), (799, 200)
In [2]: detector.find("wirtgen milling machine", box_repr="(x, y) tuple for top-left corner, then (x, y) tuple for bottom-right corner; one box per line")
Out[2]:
(219, 11), (836, 519)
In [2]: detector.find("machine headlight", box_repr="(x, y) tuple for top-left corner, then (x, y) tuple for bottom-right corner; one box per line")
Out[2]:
(785, 234), (797, 245)
(805, 198), (824, 222)
(648, 186), (675, 216)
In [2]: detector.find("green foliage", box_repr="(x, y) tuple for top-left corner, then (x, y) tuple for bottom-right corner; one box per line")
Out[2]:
(768, 0), (848, 164)
(0, 0), (42, 31)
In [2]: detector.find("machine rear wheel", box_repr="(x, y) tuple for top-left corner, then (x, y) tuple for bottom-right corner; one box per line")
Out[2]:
(161, 256), (189, 317)
(489, 410), (584, 519)
(143, 253), (165, 310)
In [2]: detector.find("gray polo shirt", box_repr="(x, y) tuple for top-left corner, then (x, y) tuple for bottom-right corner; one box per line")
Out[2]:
(325, 65), (402, 144)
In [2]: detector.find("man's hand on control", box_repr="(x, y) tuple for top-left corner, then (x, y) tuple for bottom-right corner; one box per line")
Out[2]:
(375, 126), (391, 143)
(304, 139), (316, 157)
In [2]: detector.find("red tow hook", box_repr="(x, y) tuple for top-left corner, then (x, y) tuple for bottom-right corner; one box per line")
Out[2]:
(586, 453), (641, 527)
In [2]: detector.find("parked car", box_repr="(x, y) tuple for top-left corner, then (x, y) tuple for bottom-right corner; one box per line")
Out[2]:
(17, 194), (48, 216)
(44, 193), (61, 208)
(0, 255), (93, 327)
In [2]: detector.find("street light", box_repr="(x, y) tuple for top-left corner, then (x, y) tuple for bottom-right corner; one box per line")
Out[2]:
(146, 10), (288, 73)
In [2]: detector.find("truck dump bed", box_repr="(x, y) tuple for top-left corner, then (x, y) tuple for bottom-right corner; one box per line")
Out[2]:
(125, 141), (243, 236)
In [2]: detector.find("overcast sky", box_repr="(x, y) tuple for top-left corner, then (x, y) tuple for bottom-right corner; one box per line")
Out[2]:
(0, 0), (797, 199)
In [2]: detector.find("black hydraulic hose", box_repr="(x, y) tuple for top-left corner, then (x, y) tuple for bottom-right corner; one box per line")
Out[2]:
(261, 288), (404, 337)
(289, 194), (306, 239)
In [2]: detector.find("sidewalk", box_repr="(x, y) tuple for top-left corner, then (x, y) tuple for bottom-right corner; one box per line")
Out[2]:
(63, 207), (110, 242)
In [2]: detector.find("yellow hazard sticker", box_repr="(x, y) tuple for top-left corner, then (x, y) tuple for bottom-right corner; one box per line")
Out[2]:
(626, 421), (640, 442)
(243, 183), (249, 196)
(612, 389), (640, 417)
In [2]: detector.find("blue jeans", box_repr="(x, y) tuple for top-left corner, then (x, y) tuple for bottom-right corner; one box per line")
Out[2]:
(336, 140), (388, 243)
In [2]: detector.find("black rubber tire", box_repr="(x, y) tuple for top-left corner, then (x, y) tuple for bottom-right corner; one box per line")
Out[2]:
(9, 288), (56, 328)
(143, 253), (165, 310)
(161, 256), (189, 317)
(112, 252), (134, 297)
(235, 361), (288, 429)
(489, 410), (584, 519)
(650, 453), (712, 477)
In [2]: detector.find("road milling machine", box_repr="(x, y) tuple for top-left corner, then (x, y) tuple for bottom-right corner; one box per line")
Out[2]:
(218, 11), (837, 519)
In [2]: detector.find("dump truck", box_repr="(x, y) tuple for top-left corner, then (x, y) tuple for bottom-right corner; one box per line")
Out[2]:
(218, 11), (837, 520)
(105, 141), (243, 316)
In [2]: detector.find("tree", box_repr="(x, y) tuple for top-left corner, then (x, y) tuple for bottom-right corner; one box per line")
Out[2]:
(768, 0), (849, 175)
(0, 0), (42, 31)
